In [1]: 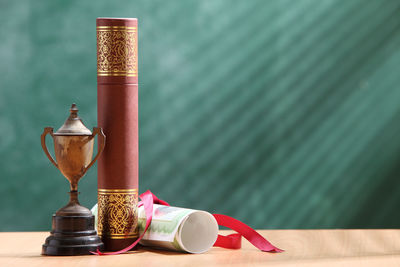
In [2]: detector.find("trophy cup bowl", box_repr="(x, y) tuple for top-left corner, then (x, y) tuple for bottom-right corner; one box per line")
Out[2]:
(41, 104), (105, 255)
(55, 135), (94, 192)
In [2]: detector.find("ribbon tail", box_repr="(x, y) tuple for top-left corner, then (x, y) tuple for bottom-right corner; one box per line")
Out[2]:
(213, 214), (283, 253)
(214, 233), (242, 249)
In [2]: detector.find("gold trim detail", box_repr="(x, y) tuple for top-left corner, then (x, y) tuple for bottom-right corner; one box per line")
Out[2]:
(97, 189), (138, 239)
(98, 188), (138, 192)
(102, 235), (138, 239)
(97, 26), (137, 29)
(97, 26), (137, 32)
(97, 26), (137, 77)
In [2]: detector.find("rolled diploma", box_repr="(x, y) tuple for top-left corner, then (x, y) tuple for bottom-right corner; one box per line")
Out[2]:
(92, 204), (218, 253)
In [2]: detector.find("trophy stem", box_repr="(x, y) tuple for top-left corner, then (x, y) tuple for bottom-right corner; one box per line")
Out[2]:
(70, 182), (78, 192)
(55, 190), (91, 216)
(69, 190), (80, 205)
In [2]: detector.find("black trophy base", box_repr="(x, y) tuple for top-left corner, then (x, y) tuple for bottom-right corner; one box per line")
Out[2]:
(42, 214), (103, 256)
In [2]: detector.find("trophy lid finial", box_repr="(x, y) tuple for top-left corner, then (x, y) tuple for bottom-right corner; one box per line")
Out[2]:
(70, 103), (78, 113)
(54, 104), (92, 136)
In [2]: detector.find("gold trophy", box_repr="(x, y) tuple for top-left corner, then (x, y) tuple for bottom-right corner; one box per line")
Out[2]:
(41, 104), (105, 255)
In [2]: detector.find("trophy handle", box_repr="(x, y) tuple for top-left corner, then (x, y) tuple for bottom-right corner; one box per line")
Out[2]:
(41, 127), (58, 169)
(84, 127), (106, 173)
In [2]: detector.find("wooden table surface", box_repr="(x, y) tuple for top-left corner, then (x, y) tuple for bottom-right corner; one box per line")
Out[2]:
(1, 230), (400, 266)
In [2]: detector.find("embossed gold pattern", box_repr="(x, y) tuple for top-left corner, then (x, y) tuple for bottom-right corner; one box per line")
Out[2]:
(97, 26), (137, 77)
(97, 189), (138, 239)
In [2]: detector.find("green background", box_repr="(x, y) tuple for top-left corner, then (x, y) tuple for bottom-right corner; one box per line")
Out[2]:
(1, 0), (400, 231)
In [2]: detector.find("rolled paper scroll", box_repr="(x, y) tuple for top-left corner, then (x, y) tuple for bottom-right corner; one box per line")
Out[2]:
(97, 17), (139, 251)
(138, 204), (219, 253)
(92, 204), (219, 254)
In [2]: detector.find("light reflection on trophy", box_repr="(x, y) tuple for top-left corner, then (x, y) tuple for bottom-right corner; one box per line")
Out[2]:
(41, 104), (105, 256)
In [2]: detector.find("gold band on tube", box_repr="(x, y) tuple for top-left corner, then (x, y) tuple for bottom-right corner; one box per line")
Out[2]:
(97, 189), (138, 239)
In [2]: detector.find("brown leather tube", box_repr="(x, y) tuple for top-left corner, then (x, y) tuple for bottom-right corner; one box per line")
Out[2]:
(96, 18), (139, 251)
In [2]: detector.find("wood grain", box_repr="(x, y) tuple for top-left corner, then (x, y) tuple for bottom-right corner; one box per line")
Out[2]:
(1, 230), (400, 266)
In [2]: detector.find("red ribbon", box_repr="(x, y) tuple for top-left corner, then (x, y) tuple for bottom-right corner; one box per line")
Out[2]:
(93, 190), (283, 255)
